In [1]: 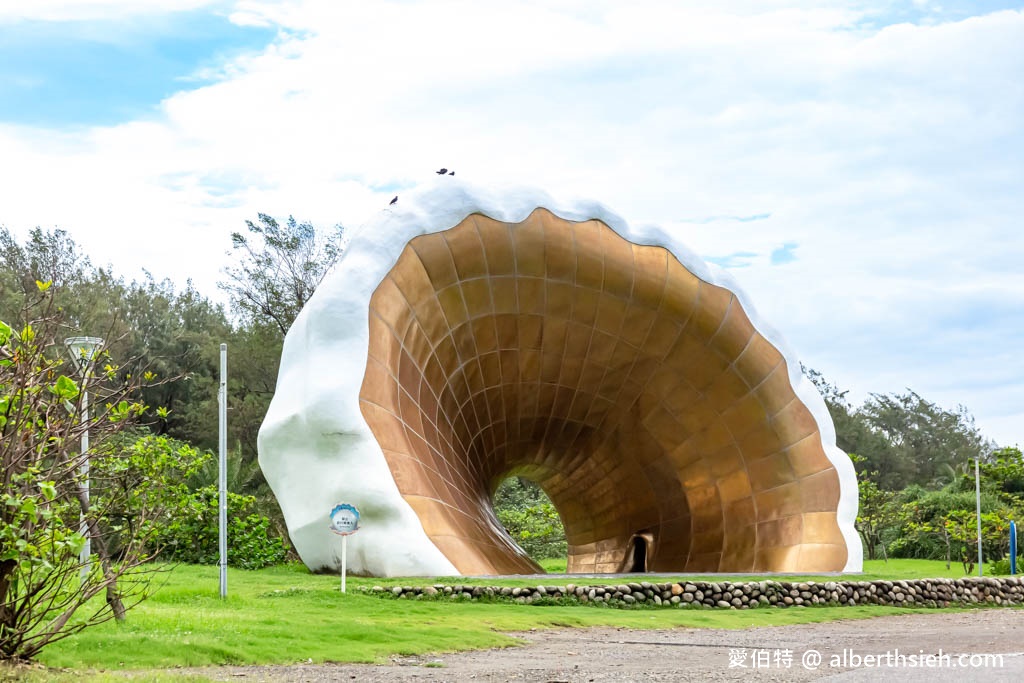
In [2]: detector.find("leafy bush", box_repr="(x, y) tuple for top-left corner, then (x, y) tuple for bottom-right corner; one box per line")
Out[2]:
(888, 486), (1011, 562)
(493, 477), (567, 561)
(151, 486), (287, 569)
(0, 302), (208, 661)
(989, 555), (1024, 576)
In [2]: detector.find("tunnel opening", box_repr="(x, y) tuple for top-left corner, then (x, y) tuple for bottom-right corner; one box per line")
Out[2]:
(358, 208), (848, 575)
(491, 475), (567, 570)
(629, 536), (647, 573)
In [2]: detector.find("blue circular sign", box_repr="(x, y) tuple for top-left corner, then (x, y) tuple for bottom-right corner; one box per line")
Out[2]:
(329, 503), (360, 536)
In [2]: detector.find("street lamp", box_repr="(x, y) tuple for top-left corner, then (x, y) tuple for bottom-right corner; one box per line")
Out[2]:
(64, 336), (104, 582)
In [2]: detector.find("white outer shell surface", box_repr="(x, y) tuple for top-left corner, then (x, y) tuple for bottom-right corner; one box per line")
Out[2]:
(257, 180), (864, 576)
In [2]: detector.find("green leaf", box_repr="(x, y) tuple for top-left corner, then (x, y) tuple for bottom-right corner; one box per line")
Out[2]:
(39, 481), (57, 501)
(49, 374), (80, 401)
(35, 279), (52, 292)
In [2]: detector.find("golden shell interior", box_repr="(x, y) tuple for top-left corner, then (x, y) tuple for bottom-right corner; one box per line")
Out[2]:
(359, 209), (846, 574)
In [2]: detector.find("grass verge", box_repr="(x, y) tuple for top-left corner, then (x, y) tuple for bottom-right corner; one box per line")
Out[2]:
(32, 562), (947, 671)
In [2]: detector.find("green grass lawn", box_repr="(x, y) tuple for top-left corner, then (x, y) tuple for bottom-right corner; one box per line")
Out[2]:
(30, 558), (988, 673)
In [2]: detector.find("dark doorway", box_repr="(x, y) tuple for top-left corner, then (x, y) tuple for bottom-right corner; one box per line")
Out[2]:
(629, 536), (647, 573)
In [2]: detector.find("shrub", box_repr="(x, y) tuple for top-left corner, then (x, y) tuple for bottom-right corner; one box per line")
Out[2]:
(989, 555), (1024, 576)
(151, 486), (287, 569)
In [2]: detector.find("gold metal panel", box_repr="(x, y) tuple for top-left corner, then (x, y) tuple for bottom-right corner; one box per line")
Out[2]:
(360, 401), (410, 454)
(721, 390), (769, 442)
(707, 444), (744, 479)
(800, 470), (842, 512)
(786, 436), (834, 478)
(802, 511), (846, 544)
(444, 219), (488, 280)
(796, 544), (848, 571)
(755, 482), (804, 521)
(755, 365), (798, 417)
(620, 306), (657, 348)
(748, 451), (797, 492)
(573, 221), (605, 290)
(545, 280), (573, 319)
(717, 469), (753, 504)
(736, 423), (785, 462)
(369, 277), (412, 335)
(721, 525), (757, 568)
(677, 343), (730, 392)
(490, 277), (518, 315)
(511, 219), (546, 278)
(688, 283), (732, 340)
(598, 290), (626, 331)
(409, 233), (459, 289)
(461, 279), (492, 318)
(755, 545), (801, 572)
(599, 223), (634, 294)
(386, 450), (438, 499)
(757, 514), (804, 548)
(771, 398), (820, 449)
(723, 496), (757, 528)
(471, 316), (499, 355)
(436, 283), (469, 329)
(704, 369), (752, 414)
(517, 315), (544, 350)
(515, 277), (546, 316)
(710, 299), (755, 362)
(410, 293), (449, 345)
(662, 261), (700, 322)
(631, 245), (668, 307)
(359, 356), (396, 409)
(642, 316), (682, 360)
(389, 248), (434, 309)
(543, 219), (577, 282)
(734, 334), (782, 390)
(662, 381), (702, 417)
(474, 216), (516, 277)
(359, 209), (845, 575)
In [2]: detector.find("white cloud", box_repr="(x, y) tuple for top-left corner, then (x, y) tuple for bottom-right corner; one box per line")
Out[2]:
(0, 1), (1021, 445)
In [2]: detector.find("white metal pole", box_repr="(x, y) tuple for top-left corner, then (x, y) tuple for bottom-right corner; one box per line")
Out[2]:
(80, 388), (91, 584)
(341, 535), (348, 593)
(219, 343), (228, 598)
(975, 458), (983, 577)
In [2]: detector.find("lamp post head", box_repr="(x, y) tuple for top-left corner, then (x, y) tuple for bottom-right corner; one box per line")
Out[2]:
(64, 336), (105, 377)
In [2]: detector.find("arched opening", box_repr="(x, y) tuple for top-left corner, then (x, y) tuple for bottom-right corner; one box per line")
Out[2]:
(358, 208), (847, 574)
(621, 531), (654, 573)
(629, 536), (647, 573)
(491, 476), (567, 571)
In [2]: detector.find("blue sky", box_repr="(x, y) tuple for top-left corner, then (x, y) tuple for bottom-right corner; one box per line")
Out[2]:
(0, 11), (275, 126)
(0, 0), (1021, 447)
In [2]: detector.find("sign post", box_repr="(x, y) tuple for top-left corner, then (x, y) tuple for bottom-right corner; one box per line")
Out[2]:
(1011, 520), (1018, 576)
(975, 458), (983, 577)
(329, 503), (360, 593)
(218, 343), (227, 598)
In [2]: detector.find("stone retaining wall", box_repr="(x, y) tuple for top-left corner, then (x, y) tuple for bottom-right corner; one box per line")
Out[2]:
(366, 576), (1024, 609)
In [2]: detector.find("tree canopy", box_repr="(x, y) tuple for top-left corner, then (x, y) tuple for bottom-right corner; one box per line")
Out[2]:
(219, 213), (346, 337)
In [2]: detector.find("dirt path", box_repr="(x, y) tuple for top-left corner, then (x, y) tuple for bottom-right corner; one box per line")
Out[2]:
(178, 610), (1024, 682)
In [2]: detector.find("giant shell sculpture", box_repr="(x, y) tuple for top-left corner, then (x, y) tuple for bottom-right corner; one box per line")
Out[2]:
(258, 182), (862, 576)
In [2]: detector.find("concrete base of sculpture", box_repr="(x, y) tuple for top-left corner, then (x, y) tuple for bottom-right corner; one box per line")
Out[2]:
(258, 181), (862, 577)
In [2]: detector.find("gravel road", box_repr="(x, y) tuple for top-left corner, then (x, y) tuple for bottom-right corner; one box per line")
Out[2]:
(174, 609), (1023, 682)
